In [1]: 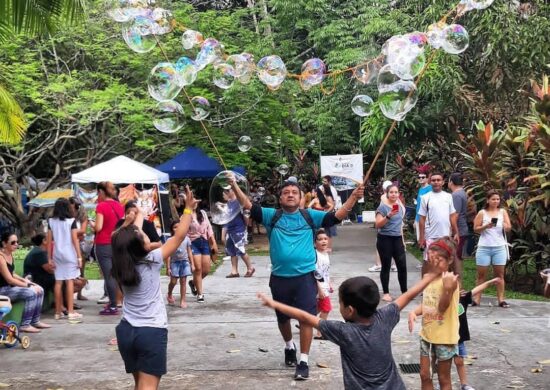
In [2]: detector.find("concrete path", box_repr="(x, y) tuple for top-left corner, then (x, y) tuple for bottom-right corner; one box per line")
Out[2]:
(1, 225), (549, 389)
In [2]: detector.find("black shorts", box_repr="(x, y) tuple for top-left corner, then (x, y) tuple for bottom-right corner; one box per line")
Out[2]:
(269, 272), (318, 323)
(116, 319), (168, 377)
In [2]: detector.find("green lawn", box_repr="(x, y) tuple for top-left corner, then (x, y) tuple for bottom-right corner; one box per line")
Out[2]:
(407, 246), (545, 302)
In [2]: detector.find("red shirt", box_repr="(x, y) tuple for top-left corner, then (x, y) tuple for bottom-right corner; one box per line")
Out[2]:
(95, 199), (124, 245)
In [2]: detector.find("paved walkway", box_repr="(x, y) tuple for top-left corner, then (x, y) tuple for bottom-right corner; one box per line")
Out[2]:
(1, 225), (549, 389)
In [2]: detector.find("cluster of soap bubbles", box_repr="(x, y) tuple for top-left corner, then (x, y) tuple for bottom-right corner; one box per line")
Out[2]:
(209, 171), (249, 225)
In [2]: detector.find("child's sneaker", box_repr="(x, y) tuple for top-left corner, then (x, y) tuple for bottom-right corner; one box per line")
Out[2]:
(461, 385), (475, 390)
(97, 295), (109, 304)
(188, 280), (197, 296)
(294, 361), (309, 380)
(284, 344), (297, 366)
(197, 294), (205, 303)
(368, 265), (381, 272)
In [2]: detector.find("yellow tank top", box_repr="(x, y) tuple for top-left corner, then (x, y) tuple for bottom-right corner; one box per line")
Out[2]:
(420, 277), (459, 345)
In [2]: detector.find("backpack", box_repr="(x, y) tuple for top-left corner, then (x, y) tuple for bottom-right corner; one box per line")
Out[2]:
(268, 209), (316, 240)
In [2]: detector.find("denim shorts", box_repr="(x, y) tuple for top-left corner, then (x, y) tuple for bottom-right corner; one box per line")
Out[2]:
(269, 272), (317, 323)
(191, 237), (210, 256)
(475, 245), (507, 267)
(116, 319), (168, 376)
(420, 338), (458, 361)
(458, 341), (467, 357)
(170, 260), (191, 278)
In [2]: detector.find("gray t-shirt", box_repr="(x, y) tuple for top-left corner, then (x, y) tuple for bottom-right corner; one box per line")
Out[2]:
(452, 188), (469, 236)
(418, 191), (456, 240)
(318, 303), (406, 390)
(376, 203), (403, 237)
(121, 248), (167, 329)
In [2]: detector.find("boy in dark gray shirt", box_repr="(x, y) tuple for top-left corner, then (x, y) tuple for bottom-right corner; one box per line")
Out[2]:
(258, 267), (442, 389)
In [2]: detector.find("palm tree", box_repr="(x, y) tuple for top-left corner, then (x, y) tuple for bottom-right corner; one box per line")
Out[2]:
(0, 0), (86, 144)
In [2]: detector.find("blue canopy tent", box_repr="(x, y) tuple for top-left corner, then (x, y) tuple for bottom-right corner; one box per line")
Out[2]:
(156, 147), (246, 179)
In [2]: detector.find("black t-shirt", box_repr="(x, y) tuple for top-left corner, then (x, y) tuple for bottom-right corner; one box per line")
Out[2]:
(114, 219), (161, 243)
(459, 291), (473, 343)
(23, 246), (54, 284)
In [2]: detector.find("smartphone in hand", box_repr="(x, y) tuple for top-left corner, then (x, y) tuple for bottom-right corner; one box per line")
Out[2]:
(491, 217), (498, 225)
(392, 204), (399, 212)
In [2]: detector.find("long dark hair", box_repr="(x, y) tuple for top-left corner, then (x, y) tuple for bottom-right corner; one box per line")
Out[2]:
(484, 189), (501, 210)
(111, 226), (149, 287)
(53, 198), (72, 221)
(196, 207), (205, 224)
(322, 184), (333, 201)
(316, 188), (328, 208)
(1, 231), (15, 249)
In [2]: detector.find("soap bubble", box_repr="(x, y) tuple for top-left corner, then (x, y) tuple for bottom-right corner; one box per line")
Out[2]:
(384, 35), (426, 80)
(377, 64), (401, 92)
(300, 58), (325, 90)
(153, 101), (185, 133)
(351, 95), (374, 117)
(147, 62), (183, 102)
(427, 22), (447, 49)
(122, 16), (157, 53)
(309, 139), (316, 147)
(264, 135), (273, 144)
(257, 186), (266, 197)
(237, 135), (252, 152)
(150, 8), (173, 35)
(190, 96), (210, 121)
(257, 55), (287, 90)
(277, 164), (289, 175)
(378, 80), (418, 121)
(459, 0), (494, 11)
(196, 38), (223, 70)
(442, 24), (469, 54)
(404, 31), (428, 48)
(209, 171), (249, 225)
(181, 30), (203, 50)
(107, 0), (152, 22)
(226, 54), (255, 84)
(175, 56), (198, 86)
(354, 61), (381, 85)
(213, 63), (235, 90)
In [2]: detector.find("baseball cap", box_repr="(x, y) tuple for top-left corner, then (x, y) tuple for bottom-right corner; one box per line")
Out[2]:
(287, 176), (298, 183)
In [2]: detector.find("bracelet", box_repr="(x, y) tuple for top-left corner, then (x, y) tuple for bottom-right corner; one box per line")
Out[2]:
(183, 208), (193, 215)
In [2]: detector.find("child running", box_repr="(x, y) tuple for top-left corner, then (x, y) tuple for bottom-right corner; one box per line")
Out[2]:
(166, 220), (193, 309)
(414, 237), (460, 390)
(257, 258), (445, 389)
(409, 276), (503, 390)
(313, 229), (333, 339)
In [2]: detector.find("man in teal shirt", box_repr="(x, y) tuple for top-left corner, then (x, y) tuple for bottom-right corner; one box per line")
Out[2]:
(414, 170), (432, 242)
(230, 176), (364, 380)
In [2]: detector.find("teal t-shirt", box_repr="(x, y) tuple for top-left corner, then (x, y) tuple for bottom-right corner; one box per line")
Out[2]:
(415, 185), (432, 222)
(261, 207), (327, 277)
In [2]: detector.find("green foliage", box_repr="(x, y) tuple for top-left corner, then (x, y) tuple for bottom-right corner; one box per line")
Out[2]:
(0, 83), (26, 144)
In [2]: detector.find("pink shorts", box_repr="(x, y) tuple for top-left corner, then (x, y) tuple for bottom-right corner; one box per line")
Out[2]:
(317, 296), (332, 313)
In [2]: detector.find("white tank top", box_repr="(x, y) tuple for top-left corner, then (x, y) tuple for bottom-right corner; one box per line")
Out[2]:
(478, 209), (506, 247)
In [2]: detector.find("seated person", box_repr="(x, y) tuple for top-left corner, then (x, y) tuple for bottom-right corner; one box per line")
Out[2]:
(115, 200), (162, 250)
(23, 234), (55, 294)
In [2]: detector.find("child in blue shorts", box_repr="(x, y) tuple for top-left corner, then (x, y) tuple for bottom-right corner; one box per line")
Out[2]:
(166, 221), (193, 308)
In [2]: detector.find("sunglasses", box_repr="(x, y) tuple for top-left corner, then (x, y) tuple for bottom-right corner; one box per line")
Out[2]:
(418, 175), (426, 179)
(10, 240), (18, 245)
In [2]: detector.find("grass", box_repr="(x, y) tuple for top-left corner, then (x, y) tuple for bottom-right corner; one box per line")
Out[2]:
(407, 245), (545, 302)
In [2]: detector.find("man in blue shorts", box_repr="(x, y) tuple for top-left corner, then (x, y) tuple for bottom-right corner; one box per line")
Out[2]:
(229, 175), (364, 380)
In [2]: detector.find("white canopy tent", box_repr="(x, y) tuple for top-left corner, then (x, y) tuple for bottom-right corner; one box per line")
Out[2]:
(71, 155), (169, 184)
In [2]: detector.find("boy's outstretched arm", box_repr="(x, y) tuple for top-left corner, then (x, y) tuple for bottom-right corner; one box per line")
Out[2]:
(394, 271), (440, 311)
(470, 277), (501, 296)
(257, 293), (320, 329)
(408, 304), (423, 333)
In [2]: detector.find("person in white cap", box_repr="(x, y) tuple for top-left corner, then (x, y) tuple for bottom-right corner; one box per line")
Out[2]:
(369, 180), (400, 272)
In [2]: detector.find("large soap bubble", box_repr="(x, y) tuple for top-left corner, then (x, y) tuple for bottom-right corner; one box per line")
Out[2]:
(351, 95), (374, 117)
(459, 0), (494, 11)
(300, 58), (325, 90)
(122, 16), (157, 53)
(150, 8), (173, 35)
(226, 54), (255, 84)
(264, 135), (273, 144)
(107, 0), (152, 22)
(196, 38), (223, 70)
(441, 24), (469, 54)
(175, 56), (198, 86)
(213, 63), (235, 90)
(377, 64), (401, 92)
(181, 29), (204, 50)
(354, 61), (381, 85)
(404, 31), (428, 48)
(427, 22), (447, 49)
(209, 171), (249, 225)
(277, 164), (289, 175)
(190, 96), (210, 121)
(257, 55), (287, 90)
(153, 101), (185, 134)
(148, 62), (183, 102)
(384, 35), (425, 80)
(237, 135), (252, 152)
(378, 80), (418, 121)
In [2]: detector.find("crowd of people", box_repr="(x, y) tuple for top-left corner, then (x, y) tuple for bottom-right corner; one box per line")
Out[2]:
(0, 169), (548, 390)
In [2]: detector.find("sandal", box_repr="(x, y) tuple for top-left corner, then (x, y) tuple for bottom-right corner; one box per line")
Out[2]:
(225, 273), (240, 278)
(314, 335), (325, 340)
(498, 301), (510, 308)
(244, 268), (256, 278)
(471, 301), (480, 307)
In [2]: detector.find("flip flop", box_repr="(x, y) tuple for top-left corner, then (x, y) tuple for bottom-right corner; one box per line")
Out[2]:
(244, 268), (256, 277)
(225, 273), (240, 278)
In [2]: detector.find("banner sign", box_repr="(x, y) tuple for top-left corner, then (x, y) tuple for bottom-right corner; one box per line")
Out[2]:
(320, 154), (363, 191)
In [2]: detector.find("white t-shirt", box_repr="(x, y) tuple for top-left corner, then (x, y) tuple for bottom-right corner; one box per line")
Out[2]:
(418, 191), (456, 240)
(316, 250), (331, 296)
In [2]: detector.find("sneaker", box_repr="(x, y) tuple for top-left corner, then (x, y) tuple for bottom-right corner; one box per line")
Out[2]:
(391, 265), (397, 272)
(197, 294), (205, 303)
(68, 312), (83, 322)
(54, 312), (67, 320)
(294, 361), (309, 380)
(99, 306), (119, 316)
(284, 344), (297, 366)
(368, 265), (381, 272)
(461, 385), (476, 390)
(188, 280), (197, 296)
(97, 295), (109, 304)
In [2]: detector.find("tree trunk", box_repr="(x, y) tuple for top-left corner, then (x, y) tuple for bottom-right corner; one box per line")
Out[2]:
(258, 0), (274, 48)
(246, 0), (260, 35)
